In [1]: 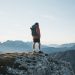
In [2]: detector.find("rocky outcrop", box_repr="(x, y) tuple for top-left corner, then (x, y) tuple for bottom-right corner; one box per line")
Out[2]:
(0, 51), (74, 75)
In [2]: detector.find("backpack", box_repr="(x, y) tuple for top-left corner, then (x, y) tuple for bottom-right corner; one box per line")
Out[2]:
(30, 25), (37, 36)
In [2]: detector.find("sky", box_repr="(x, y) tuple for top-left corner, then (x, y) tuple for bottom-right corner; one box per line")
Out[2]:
(0, 0), (75, 44)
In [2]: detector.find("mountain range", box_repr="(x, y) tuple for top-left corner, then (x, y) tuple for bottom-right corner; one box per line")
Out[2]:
(0, 40), (75, 53)
(49, 43), (75, 48)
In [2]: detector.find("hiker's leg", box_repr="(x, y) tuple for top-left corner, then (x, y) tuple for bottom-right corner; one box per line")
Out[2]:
(38, 38), (41, 50)
(33, 42), (35, 51)
(38, 42), (41, 50)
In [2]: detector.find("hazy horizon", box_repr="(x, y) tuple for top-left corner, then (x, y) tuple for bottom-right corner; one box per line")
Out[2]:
(0, 0), (75, 44)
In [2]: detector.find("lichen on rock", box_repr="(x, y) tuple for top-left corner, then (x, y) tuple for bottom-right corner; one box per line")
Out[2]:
(0, 51), (74, 75)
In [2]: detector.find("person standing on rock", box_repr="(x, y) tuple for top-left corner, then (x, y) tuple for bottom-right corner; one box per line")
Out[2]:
(30, 22), (41, 52)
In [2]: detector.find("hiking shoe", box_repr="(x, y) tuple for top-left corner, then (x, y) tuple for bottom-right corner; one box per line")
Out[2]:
(38, 51), (43, 53)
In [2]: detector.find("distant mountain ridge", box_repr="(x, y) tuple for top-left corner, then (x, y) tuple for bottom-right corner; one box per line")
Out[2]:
(0, 40), (75, 53)
(0, 40), (32, 53)
(49, 43), (75, 48)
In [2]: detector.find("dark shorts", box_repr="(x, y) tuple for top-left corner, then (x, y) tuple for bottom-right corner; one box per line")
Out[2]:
(33, 38), (40, 43)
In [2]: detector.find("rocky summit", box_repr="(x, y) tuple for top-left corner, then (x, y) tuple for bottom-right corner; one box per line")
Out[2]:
(0, 51), (74, 75)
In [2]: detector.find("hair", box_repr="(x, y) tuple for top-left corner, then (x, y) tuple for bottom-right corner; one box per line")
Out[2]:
(35, 22), (39, 25)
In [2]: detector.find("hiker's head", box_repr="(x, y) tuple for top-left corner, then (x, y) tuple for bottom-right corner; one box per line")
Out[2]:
(35, 22), (39, 27)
